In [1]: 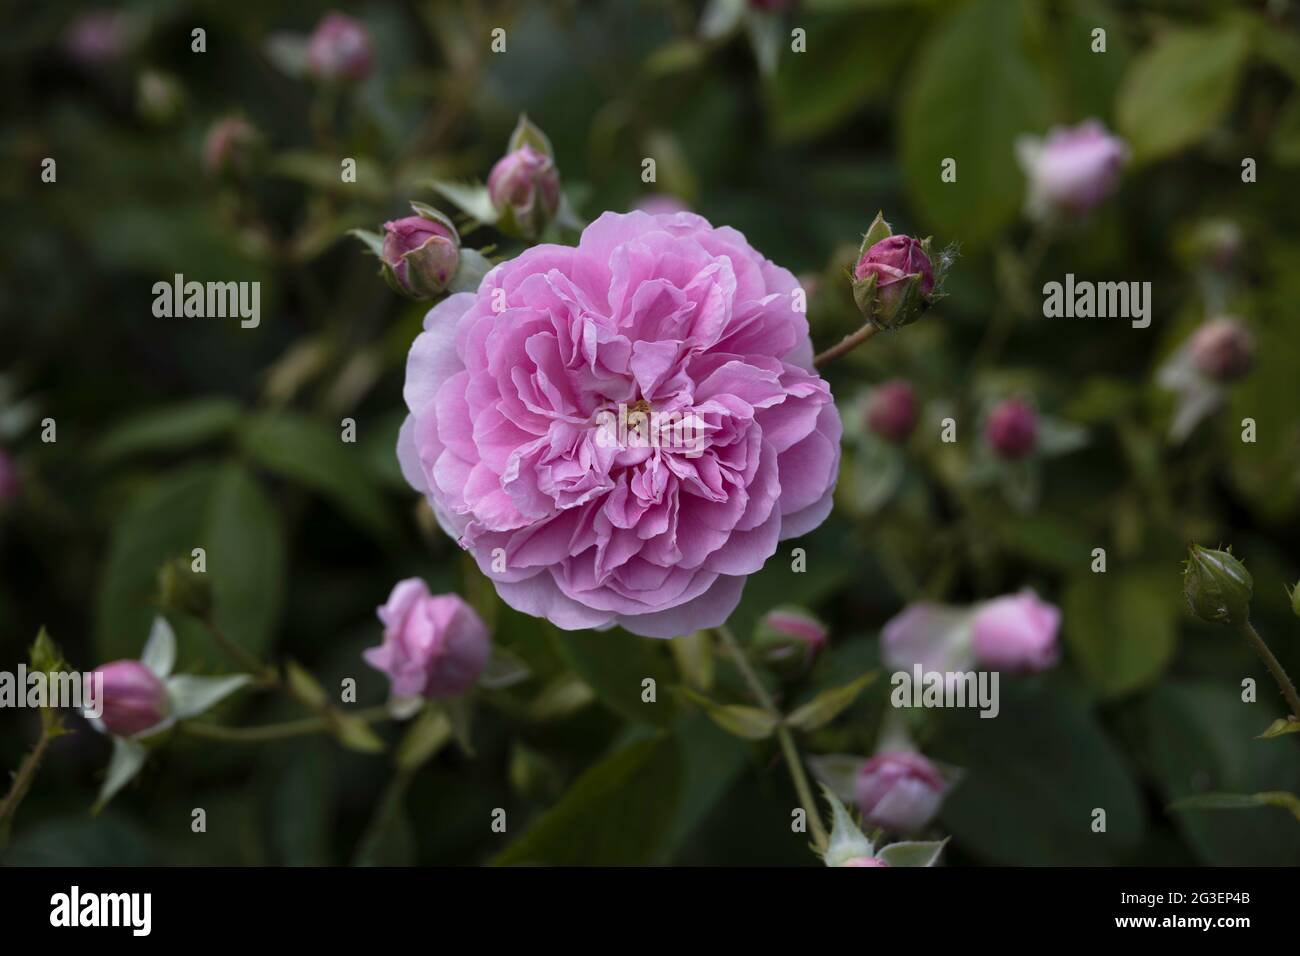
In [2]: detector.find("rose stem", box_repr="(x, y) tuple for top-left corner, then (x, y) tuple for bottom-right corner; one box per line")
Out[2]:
(716, 624), (829, 851)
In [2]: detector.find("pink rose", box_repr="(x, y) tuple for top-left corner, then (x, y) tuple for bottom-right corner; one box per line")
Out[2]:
(382, 215), (460, 298)
(398, 211), (842, 637)
(853, 236), (935, 308)
(984, 397), (1038, 459)
(306, 12), (372, 82)
(364, 580), (490, 698)
(1189, 317), (1254, 382)
(855, 751), (949, 833)
(1017, 120), (1128, 220)
(487, 145), (562, 238)
(866, 379), (919, 444)
(970, 589), (1060, 673)
(93, 660), (169, 738)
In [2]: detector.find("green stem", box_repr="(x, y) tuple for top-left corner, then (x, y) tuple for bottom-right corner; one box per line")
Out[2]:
(181, 706), (393, 744)
(716, 625), (829, 850)
(1239, 620), (1300, 718)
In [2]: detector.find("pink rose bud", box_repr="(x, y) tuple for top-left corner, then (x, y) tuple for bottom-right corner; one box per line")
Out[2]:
(93, 660), (169, 738)
(0, 449), (20, 505)
(854, 235), (935, 316)
(202, 116), (257, 177)
(64, 11), (130, 67)
(306, 12), (372, 82)
(855, 751), (949, 833)
(970, 589), (1060, 673)
(984, 397), (1038, 459)
(1018, 120), (1128, 220)
(754, 607), (827, 670)
(841, 856), (889, 867)
(1189, 317), (1254, 382)
(381, 215), (460, 299)
(364, 579), (490, 699)
(867, 379), (919, 444)
(487, 145), (561, 239)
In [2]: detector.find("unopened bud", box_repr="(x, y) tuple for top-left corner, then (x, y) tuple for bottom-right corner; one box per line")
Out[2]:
(92, 660), (169, 738)
(984, 397), (1038, 459)
(157, 557), (214, 619)
(381, 207), (461, 299)
(1189, 317), (1254, 382)
(867, 379), (919, 444)
(1183, 545), (1253, 626)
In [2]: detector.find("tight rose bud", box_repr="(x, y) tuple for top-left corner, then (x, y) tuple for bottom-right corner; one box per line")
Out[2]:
(306, 12), (372, 82)
(754, 606), (827, 671)
(1183, 545), (1253, 626)
(1017, 120), (1128, 221)
(364, 579), (490, 699)
(1189, 317), (1254, 382)
(93, 660), (169, 738)
(202, 116), (256, 177)
(850, 213), (943, 330)
(867, 379), (919, 444)
(984, 397), (1038, 459)
(382, 214), (460, 299)
(970, 589), (1060, 673)
(488, 145), (561, 239)
(855, 751), (949, 833)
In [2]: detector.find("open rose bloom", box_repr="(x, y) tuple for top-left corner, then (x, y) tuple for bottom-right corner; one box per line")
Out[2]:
(399, 211), (841, 637)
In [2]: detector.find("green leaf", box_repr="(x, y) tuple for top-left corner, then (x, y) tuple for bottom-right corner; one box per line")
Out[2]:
(96, 463), (286, 670)
(876, 838), (948, 868)
(1171, 791), (1300, 824)
(668, 630), (714, 692)
(91, 398), (242, 463)
(899, 0), (1051, 247)
(785, 672), (876, 731)
(492, 736), (681, 866)
(395, 707), (453, 772)
(551, 627), (677, 726)
(679, 688), (778, 740)
(426, 180), (498, 224)
(448, 248), (494, 295)
(1259, 717), (1300, 740)
(240, 411), (399, 543)
(936, 677), (1145, 865)
(1064, 567), (1179, 699)
(767, 12), (922, 143)
(1115, 22), (1251, 164)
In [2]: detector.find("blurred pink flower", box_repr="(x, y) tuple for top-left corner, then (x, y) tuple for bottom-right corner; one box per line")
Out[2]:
(984, 397), (1038, 459)
(364, 579), (490, 699)
(855, 750), (949, 833)
(1189, 316), (1254, 381)
(970, 589), (1060, 673)
(306, 12), (372, 82)
(93, 660), (169, 738)
(398, 210), (841, 637)
(0, 449), (19, 504)
(866, 379), (919, 444)
(1017, 119), (1128, 220)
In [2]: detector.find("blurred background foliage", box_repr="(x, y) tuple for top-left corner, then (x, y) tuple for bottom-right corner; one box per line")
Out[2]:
(2, 0), (1299, 866)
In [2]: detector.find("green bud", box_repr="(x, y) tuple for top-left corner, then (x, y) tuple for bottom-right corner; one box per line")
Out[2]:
(1183, 545), (1253, 625)
(156, 557), (214, 619)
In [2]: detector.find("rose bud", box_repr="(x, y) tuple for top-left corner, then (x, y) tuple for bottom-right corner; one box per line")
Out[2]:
(855, 751), (949, 833)
(970, 589), (1060, 673)
(1183, 545), (1253, 626)
(850, 213), (942, 330)
(867, 379), (919, 444)
(63, 10), (131, 68)
(984, 397), (1038, 459)
(1189, 219), (1243, 271)
(305, 12), (372, 83)
(1017, 119), (1128, 221)
(202, 116), (257, 177)
(93, 660), (169, 738)
(381, 211), (461, 299)
(1189, 317), (1255, 382)
(364, 579), (490, 699)
(754, 606), (827, 671)
(0, 449), (20, 505)
(488, 145), (561, 239)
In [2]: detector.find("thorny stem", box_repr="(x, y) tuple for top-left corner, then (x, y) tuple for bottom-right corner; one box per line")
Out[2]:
(0, 722), (57, 838)
(814, 322), (879, 368)
(716, 624), (829, 851)
(1239, 620), (1300, 719)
